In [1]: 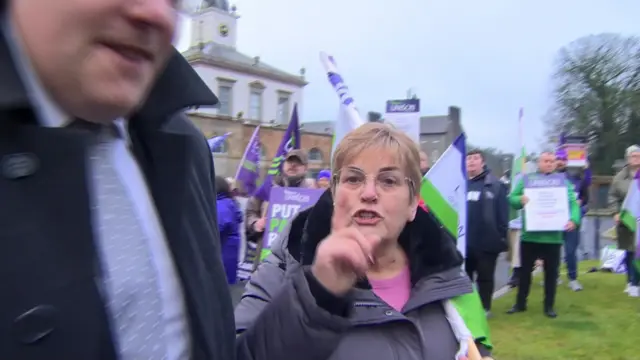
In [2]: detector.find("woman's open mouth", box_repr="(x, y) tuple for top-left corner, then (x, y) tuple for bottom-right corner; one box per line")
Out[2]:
(353, 209), (382, 225)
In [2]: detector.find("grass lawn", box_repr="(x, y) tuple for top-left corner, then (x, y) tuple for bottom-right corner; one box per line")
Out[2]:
(489, 260), (640, 360)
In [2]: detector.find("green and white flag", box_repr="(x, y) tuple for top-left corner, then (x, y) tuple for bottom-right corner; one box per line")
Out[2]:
(619, 170), (640, 271)
(420, 134), (467, 257)
(619, 170), (639, 232)
(509, 145), (527, 221)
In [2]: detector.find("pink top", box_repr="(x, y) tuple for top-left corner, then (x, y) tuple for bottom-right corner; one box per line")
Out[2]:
(369, 265), (411, 312)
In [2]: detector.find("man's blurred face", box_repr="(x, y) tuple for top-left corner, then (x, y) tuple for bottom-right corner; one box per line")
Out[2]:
(11, 0), (178, 123)
(538, 153), (556, 173)
(628, 152), (640, 168)
(283, 158), (306, 177)
(419, 151), (429, 173)
(466, 153), (484, 176)
(316, 177), (330, 189)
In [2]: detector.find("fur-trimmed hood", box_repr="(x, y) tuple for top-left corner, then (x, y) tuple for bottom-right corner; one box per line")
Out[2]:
(278, 189), (463, 288)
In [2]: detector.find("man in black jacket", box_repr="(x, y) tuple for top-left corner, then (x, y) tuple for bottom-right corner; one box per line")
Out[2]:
(0, 1), (353, 359)
(465, 150), (509, 316)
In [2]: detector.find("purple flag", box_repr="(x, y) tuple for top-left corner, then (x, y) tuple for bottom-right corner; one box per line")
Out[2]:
(235, 126), (261, 194)
(253, 104), (301, 201)
(207, 132), (231, 152)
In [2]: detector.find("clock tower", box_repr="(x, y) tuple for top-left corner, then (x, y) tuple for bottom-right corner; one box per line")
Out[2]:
(189, 1), (239, 49)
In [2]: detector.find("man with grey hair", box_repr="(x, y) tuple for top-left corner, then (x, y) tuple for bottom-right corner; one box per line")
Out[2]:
(507, 151), (581, 318)
(0, 1), (357, 359)
(608, 145), (640, 297)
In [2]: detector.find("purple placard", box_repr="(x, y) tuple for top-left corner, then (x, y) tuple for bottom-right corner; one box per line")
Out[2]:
(523, 173), (566, 188)
(385, 99), (420, 113)
(262, 187), (325, 249)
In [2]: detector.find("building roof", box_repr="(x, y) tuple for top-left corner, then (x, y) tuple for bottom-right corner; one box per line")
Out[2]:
(419, 115), (449, 135)
(182, 44), (308, 87)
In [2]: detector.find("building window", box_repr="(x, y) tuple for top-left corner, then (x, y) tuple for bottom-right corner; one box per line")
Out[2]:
(308, 169), (321, 179)
(249, 89), (262, 120)
(308, 148), (323, 162)
(276, 93), (290, 123)
(216, 78), (236, 116)
(217, 85), (232, 116)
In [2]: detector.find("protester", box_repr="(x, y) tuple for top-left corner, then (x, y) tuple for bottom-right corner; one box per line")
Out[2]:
(226, 177), (242, 198)
(235, 123), (494, 360)
(500, 169), (511, 187)
(316, 169), (331, 189)
(245, 149), (313, 244)
(555, 149), (589, 291)
(419, 149), (431, 175)
(465, 150), (509, 316)
(608, 145), (640, 297)
(417, 150), (430, 211)
(216, 176), (243, 284)
(507, 151), (581, 318)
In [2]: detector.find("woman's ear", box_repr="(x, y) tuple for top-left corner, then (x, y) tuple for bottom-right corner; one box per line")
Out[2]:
(407, 194), (419, 221)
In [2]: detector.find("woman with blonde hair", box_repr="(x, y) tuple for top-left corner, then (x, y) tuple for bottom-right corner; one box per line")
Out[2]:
(234, 123), (493, 360)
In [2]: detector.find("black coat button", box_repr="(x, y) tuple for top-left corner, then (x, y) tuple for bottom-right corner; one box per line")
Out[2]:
(12, 305), (58, 344)
(2, 153), (38, 179)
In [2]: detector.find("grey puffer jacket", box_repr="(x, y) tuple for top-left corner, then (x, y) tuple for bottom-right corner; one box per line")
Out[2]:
(235, 190), (492, 360)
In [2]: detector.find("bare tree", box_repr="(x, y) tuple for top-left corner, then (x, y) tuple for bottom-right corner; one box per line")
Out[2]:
(546, 33), (640, 174)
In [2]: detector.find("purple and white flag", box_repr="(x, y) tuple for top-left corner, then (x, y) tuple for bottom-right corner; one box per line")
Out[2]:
(207, 132), (231, 152)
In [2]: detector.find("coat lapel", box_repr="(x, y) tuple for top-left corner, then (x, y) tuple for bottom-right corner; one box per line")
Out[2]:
(128, 122), (218, 359)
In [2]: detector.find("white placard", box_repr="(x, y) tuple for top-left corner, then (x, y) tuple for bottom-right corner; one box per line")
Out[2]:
(523, 186), (569, 231)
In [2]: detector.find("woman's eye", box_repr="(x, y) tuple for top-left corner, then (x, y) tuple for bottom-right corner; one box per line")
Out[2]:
(345, 176), (361, 184)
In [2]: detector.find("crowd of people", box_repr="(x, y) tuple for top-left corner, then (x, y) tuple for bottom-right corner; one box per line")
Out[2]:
(224, 143), (640, 324)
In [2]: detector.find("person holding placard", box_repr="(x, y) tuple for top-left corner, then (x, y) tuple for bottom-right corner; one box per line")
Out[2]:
(506, 151), (581, 318)
(555, 149), (590, 291)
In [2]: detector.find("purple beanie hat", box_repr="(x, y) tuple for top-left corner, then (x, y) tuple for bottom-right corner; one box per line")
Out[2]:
(555, 148), (568, 160)
(317, 169), (331, 180)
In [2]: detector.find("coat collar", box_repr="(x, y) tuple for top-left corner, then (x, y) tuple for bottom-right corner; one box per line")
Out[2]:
(292, 189), (464, 288)
(0, 23), (217, 126)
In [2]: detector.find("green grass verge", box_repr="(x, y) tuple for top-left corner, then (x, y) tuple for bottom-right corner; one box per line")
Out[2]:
(490, 260), (640, 359)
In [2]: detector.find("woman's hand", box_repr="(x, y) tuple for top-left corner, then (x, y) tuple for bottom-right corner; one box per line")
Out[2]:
(311, 212), (381, 296)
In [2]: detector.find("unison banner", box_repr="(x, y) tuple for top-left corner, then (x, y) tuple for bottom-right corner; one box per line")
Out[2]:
(262, 188), (324, 249)
(385, 99), (420, 144)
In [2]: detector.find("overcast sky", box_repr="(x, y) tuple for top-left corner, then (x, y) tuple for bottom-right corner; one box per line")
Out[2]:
(176, 0), (640, 153)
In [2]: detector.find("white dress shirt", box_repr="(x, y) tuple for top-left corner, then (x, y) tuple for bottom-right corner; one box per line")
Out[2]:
(2, 15), (191, 360)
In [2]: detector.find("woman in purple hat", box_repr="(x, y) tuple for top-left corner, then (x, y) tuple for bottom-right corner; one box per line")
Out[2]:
(316, 169), (331, 189)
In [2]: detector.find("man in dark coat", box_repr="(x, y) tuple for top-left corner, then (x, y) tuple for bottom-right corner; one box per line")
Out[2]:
(465, 149), (508, 316)
(0, 1), (354, 359)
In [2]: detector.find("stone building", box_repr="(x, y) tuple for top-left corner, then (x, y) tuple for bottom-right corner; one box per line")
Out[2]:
(190, 113), (332, 179)
(183, 2), (306, 124)
(181, 1), (332, 179)
(419, 106), (463, 165)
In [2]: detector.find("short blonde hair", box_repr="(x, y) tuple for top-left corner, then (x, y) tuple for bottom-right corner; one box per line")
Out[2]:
(331, 122), (421, 196)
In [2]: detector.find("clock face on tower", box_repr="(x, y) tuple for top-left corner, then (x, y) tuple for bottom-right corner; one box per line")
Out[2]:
(219, 24), (229, 37)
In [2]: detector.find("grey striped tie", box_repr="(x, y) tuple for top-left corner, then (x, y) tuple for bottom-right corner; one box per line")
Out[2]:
(80, 123), (167, 359)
